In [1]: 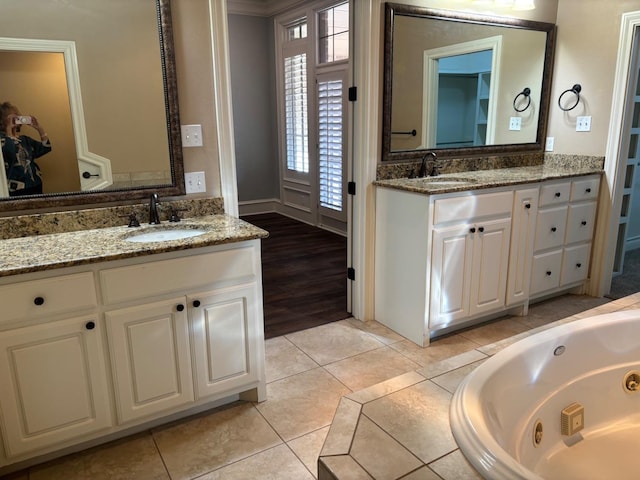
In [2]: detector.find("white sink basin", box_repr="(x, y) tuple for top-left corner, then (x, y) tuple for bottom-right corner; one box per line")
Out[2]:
(125, 228), (207, 243)
(412, 177), (477, 186)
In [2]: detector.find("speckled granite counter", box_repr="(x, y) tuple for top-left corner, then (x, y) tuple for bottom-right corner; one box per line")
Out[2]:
(374, 164), (603, 195)
(0, 215), (268, 278)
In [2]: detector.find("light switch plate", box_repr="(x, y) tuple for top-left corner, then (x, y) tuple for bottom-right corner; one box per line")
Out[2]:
(185, 171), (206, 193)
(545, 136), (555, 151)
(509, 117), (522, 131)
(181, 124), (203, 147)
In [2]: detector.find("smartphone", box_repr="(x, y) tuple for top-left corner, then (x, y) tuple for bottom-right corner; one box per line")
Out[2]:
(13, 115), (32, 125)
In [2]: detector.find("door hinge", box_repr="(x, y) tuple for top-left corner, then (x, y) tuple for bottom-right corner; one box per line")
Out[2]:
(347, 267), (356, 281)
(348, 181), (356, 196)
(348, 86), (357, 102)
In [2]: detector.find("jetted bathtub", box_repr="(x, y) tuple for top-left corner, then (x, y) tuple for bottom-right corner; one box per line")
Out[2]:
(450, 310), (640, 480)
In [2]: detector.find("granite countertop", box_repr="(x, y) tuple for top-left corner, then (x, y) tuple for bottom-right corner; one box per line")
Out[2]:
(373, 164), (604, 194)
(0, 215), (268, 278)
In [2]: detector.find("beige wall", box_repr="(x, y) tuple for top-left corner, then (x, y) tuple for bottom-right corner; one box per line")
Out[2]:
(548, 0), (640, 156)
(172, 0), (221, 197)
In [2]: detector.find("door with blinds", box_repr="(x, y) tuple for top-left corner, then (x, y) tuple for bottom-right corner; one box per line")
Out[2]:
(317, 70), (347, 231)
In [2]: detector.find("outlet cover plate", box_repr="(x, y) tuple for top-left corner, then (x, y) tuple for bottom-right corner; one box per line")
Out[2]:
(576, 116), (592, 132)
(545, 136), (555, 151)
(509, 117), (522, 131)
(185, 171), (206, 193)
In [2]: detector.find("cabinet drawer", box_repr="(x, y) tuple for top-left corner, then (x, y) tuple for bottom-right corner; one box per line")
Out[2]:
(433, 191), (513, 224)
(100, 247), (257, 305)
(565, 202), (597, 244)
(0, 272), (97, 326)
(539, 182), (571, 206)
(561, 244), (591, 285)
(570, 176), (600, 202)
(534, 206), (568, 251)
(531, 250), (563, 295)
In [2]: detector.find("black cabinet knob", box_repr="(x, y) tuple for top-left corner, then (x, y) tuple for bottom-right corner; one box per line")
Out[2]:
(576, 263), (582, 268)
(586, 188), (592, 193)
(469, 227), (476, 233)
(34, 296), (45, 306)
(546, 271), (552, 276)
(581, 221), (587, 226)
(551, 227), (557, 232)
(85, 321), (95, 330)
(176, 304), (185, 312)
(555, 192), (561, 197)
(193, 300), (201, 308)
(478, 226), (485, 233)
(525, 203), (531, 209)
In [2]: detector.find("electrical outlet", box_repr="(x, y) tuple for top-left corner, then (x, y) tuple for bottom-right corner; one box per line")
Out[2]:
(509, 117), (522, 131)
(545, 136), (555, 151)
(181, 124), (203, 147)
(576, 116), (592, 132)
(185, 171), (206, 193)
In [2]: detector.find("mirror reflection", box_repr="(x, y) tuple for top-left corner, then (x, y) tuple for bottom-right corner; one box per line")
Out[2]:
(0, 0), (183, 210)
(383, 4), (555, 162)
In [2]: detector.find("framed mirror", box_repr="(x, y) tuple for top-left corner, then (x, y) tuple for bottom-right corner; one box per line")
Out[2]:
(382, 3), (556, 162)
(0, 0), (184, 211)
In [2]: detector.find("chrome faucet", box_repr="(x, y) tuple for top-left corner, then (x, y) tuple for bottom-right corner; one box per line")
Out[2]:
(418, 152), (439, 177)
(149, 192), (161, 224)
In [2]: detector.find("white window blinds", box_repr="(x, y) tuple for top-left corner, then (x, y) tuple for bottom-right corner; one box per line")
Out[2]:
(318, 79), (343, 212)
(284, 53), (308, 173)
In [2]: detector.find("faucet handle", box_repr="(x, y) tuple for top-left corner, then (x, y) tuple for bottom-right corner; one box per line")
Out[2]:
(169, 207), (187, 223)
(119, 212), (140, 227)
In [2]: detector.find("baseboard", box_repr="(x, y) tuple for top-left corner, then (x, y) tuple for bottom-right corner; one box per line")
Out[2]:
(625, 237), (640, 252)
(238, 198), (280, 216)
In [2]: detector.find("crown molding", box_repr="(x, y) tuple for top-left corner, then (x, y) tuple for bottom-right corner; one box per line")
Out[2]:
(227, 0), (307, 17)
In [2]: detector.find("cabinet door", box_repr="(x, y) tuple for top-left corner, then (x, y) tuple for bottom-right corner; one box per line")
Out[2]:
(507, 188), (539, 306)
(0, 316), (111, 457)
(105, 298), (194, 423)
(534, 206), (568, 251)
(531, 250), (563, 295)
(190, 284), (260, 399)
(561, 244), (591, 286)
(469, 217), (512, 317)
(565, 202), (597, 244)
(430, 224), (474, 329)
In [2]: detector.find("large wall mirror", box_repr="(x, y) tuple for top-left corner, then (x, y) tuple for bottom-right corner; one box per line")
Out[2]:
(382, 3), (556, 162)
(0, 0), (184, 211)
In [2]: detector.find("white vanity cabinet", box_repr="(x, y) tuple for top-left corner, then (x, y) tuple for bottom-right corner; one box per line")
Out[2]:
(530, 175), (599, 297)
(375, 186), (517, 346)
(101, 243), (265, 424)
(429, 192), (513, 329)
(375, 175), (600, 346)
(0, 273), (112, 459)
(0, 239), (266, 471)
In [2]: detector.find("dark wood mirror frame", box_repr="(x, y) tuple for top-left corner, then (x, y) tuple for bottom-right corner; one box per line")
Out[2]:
(0, 0), (184, 212)
(382, 2), (556, 163)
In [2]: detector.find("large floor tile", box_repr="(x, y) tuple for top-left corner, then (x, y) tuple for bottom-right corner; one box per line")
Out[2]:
(286, 320), (385, 365)
(287, 427), (329, 478)
(255, 367), (350, 441)
(350, 416), (423, 479)
(428, 449), (484, 480)
(458, 317), (529, 346)
(199, 444), (313, 480)
(431, 360), (486, 394)
(152, 403), (281, 480)
(362, 380), (457, 464)
(344, 318), (407, 345)
(29, 433), (168, 480)
(265, 336), (318, 383)
(389, 334), (479, 367)
(324, 346), (421, 391)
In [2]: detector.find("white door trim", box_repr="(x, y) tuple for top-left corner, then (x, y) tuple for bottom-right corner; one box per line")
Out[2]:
(590, 11), (640, 296)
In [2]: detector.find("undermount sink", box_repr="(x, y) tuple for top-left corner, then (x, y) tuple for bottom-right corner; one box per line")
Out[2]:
(124, 227), (207, 243)
(412, 177), (477, 185)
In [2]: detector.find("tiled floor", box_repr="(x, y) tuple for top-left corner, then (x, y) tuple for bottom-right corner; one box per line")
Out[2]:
(3, 293), (617, 479)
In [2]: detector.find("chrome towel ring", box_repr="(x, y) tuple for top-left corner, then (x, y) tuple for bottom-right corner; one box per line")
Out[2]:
(558, 84), (582, 111)
(513, 87), (531, 112)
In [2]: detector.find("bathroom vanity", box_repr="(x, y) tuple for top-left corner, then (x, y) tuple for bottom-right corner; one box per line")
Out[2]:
(0, 215), (268, 471)
(374, 166), (601, 346)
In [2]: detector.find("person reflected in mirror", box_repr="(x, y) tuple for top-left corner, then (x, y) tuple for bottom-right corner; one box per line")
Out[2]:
(0, 102), (51, 196)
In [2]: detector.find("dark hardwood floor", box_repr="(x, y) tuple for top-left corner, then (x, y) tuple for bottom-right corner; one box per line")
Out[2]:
(242, 213), (349, 338)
